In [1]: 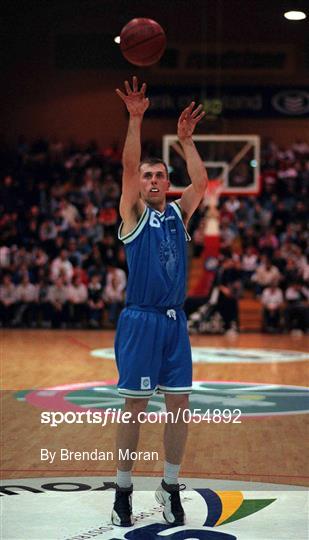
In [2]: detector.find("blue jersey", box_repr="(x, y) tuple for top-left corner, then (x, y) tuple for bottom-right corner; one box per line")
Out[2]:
(118, 201), (191, 308)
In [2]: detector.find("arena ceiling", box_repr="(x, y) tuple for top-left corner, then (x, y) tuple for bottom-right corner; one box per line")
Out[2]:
(1, 0), (308, 47)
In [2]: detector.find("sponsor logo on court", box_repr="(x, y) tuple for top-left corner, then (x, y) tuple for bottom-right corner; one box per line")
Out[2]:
(15, 381), (309, 417)
(90, 346), (309, 364)
(1, 476), (307, 540)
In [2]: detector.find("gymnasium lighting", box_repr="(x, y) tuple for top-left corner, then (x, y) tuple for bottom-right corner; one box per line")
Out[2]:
(284, 10), (306, 20)
(114, 36), (121, 44)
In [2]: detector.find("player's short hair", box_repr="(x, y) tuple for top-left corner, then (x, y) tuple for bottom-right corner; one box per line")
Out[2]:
(139, 157), (169, 178)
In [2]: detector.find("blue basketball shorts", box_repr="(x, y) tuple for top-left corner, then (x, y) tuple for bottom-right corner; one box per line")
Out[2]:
(114, 306), (192, 398)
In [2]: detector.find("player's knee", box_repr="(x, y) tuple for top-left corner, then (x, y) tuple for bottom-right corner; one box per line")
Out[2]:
(165, 393), (189, 412)
(124, 397), (148, 418)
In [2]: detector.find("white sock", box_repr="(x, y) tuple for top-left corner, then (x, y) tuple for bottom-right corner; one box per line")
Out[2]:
(116, 469), (132, 489)
(164, 460), (180, 485)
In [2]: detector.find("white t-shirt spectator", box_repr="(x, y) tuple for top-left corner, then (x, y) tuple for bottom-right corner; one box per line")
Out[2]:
(16, 283), (38, 302)
(104, 268), (126, 303)
(252, 264), (281, 287)
(302, 264), (309, 282)
(60, 202), (80, 226)
(67, 283), (88, 303)
(242, 253), (258, 272)
(285, 285), (309, 302)
(0, 246), (11, 268)
(47, 284), (68, 305)
(50, 256), (73, 283)
(0, 283), (17, 305)
(225, 198), (240, 213)
(261, 287), (284, 309)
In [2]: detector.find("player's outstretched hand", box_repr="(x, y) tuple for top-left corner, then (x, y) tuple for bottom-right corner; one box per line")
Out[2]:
(177, 102), (205, 141)
(116, 76), (150, 117)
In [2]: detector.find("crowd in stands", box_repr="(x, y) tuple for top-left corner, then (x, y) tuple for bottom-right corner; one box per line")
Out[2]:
(0, 136), (308, 333)
(0, 138), (127, 328)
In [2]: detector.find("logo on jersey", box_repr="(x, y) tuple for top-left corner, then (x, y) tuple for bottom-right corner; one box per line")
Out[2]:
(159, 239), (178, 280)
(141, 377), (151, 389)
(167, 309), (177, 320)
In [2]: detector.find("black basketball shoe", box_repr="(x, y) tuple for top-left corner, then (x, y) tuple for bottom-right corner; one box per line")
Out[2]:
(111, 484), (134, 527)
(155, 479), (186, 525)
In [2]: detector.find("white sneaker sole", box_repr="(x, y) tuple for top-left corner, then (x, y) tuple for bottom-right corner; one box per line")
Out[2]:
(111, 509), (133, 527)
(155, 488), (185, 525)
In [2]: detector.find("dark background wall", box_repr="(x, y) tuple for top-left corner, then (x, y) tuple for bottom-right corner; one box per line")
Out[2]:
(1, 0), (309, 146)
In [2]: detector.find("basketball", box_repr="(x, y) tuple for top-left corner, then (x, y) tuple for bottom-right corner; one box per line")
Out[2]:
(120, 18), (166, 67)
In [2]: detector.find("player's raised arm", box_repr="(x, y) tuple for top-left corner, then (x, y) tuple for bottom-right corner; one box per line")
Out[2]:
(116, 76), (149, 221)
(176, 102), (208, 225)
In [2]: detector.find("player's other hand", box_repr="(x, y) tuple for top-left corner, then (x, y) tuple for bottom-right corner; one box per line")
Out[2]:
(177, 102), (205, 141)
(116, 76), (150, 117)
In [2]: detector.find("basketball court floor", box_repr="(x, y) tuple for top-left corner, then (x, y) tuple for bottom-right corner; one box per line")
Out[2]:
(1, 329), (309, 539)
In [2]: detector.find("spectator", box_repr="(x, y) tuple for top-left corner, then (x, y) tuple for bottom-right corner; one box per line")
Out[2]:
(192, 218), (206, 257)
(13, 274), (38, 327)
(49, 235), (66, 259)
(85, 214), (104, 244)
(66, 275), (88, 327)
(36, 272), (51, 328)
(220, 218), (237, 248)
(12, 247), (32, 271)
(103, 266), (126, 326)
(53, 207), (69, 235)
(225, 196), (240, 214)
(84, 243), (105, 279)
(241, 246), (259, 288)
(215, 259), (241, 334)
(58, 197), (80, 227)
(251, 257), (281, 295)
(0, 246), (11, 269)
(0, 274), (17, 326)
(67, 238), (83, 267)
(271, 201), (290, 233)
(87, 274), (105, 328)
(0, 135), (307, 332)
(101, 234), (119, 266)
(261, 282), (284, 333)
(76, 234), (92, 264)
(47, 277), (69, 328)
(32, 247), (48, 279)
(72, 264), (88, 285)
(39, 218), (58, 249)
(50, 249), (74, 283)
(258, 228), (279, 257)
(284, 281), (309, 334)
(281, 258), (301, 290)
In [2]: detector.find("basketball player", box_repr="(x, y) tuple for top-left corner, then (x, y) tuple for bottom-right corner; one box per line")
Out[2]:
(112, 76), (207, 527)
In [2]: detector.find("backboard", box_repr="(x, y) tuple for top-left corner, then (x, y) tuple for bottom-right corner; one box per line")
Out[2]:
(163, 134), (261, 196)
